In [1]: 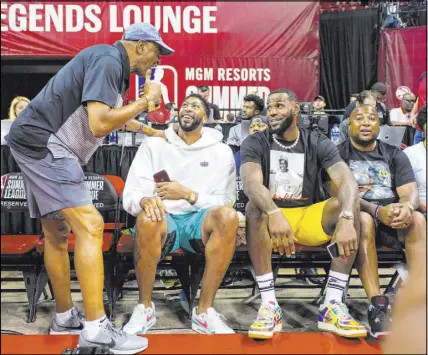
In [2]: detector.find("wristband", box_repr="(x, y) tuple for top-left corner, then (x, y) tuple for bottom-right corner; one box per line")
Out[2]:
(267, 208), (281, 216)
(374, 205), (380, 221)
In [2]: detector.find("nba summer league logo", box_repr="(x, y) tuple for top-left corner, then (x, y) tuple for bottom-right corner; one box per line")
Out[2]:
(135, 65), (178, 105)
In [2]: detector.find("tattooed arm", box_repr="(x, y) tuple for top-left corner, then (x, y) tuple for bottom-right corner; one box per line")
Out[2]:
(240, 162), (277, 214)
(241, 162), (295, 256)
(120, 119), (165, 138)
(327, 161), (360, 215)
(326, 161), (360, 256)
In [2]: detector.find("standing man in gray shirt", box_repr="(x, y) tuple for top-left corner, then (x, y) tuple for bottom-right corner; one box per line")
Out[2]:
(227, 94), (265, 147)
(6, 22), (174, 354)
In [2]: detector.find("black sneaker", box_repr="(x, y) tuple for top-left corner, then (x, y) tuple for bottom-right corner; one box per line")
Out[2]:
(49, 307), (84, 334)
(368, 295), (392, 339)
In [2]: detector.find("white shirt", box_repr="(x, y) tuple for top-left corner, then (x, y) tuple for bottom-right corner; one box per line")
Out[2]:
(390, 108), (412, 125)
(404, 142), (426, 206)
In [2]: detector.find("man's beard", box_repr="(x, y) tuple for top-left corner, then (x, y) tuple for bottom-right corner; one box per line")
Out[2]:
(353, 135), (377, 147)
(178, 116), (203, 132)
(269, 112), (294, 135)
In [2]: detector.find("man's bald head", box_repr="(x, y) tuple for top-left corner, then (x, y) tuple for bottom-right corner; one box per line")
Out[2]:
(402, 92), (416, 112)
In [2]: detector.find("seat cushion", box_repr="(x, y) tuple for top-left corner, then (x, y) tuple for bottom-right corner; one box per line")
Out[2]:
(1, 235), (40, 254)
(36, 233), (114, 253)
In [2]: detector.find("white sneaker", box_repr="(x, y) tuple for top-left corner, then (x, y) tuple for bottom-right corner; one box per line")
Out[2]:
(122, 302), (156, 335)
(191, 307), (235, 334)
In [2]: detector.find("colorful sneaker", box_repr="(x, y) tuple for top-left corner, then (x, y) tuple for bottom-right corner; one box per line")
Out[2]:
(192, 307), (235, 334)
(318, 300), (367, 338)
(368, 296), (392, 339)
(79, 316), (148, 355)
(122, 302), (156, 335)
(248, 301), (283, 339)
(49, 307), (84, 334)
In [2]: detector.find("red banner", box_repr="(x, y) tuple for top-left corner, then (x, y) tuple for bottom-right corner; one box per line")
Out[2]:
(378, 27), (427, 108)
(1, 1), (320, 106)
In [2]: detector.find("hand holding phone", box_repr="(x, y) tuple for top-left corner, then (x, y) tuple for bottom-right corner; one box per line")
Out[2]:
(327, 242), (340, 260)
(153, 170), (171, 183)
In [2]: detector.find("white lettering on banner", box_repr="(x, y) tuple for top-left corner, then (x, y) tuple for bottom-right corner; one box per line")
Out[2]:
(218, 68), (271, 82)
(110, 4), (217, 33)
(185, 68), (213, 81)
(1, 201), (28, 208)
(185, 86), (271, 110)
(1, 4), (217, 34)
(84, 180), (104, 201)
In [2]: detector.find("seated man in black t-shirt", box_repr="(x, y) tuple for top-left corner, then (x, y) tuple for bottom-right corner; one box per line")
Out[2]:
(331, 104), (427, 338)
(240, 89), (366, 339)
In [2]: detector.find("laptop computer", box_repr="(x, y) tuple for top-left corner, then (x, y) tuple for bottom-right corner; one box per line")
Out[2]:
(378, 126), (406, 148)
(1, 120), (13, 145)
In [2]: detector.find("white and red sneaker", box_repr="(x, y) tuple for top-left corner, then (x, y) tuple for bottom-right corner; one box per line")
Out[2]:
(122, 302), (156, 335)
(192, 307), (235, 334)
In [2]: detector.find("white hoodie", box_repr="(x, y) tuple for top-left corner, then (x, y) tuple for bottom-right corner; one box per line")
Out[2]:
(123, 126), (236, 216)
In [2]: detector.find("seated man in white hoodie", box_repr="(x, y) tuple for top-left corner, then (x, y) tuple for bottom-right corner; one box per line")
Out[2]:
(122, 94), (238, 335)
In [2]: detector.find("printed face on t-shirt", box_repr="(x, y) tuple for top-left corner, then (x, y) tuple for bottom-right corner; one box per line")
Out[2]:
(269, 150), (305, 201)
(349, 159), (395, 202)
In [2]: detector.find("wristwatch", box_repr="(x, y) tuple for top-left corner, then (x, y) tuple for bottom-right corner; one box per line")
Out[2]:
(137, 122), (145, 133)
(339, 210), (354, 220)
(188, 191), (197, 205)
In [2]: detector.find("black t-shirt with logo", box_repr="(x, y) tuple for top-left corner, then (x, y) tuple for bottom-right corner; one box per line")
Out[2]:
(240, 129), (342, 208)
(337, 140), (415, 206)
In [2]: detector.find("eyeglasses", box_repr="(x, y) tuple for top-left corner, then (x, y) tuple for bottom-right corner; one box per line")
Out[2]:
(403, 99), (416, 103)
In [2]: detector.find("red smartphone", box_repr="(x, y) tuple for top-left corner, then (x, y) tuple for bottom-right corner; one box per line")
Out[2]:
(153, 170), (171, 183)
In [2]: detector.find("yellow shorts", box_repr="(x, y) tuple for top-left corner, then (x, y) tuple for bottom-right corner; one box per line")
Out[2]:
(281, 200), (332, 247)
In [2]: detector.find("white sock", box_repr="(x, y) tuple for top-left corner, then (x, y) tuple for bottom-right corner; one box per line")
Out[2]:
(56, 307), (74, 324)
(84, 315), (107, 339)
(256, 272), (277, 305)
(323, 270), (349, 306)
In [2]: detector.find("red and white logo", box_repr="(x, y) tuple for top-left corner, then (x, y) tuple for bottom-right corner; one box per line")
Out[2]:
(135, 65), (178, 105)
(1, 175), (7, 198)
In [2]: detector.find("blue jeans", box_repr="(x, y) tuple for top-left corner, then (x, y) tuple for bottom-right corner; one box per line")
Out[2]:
(414, 130), (425, 145)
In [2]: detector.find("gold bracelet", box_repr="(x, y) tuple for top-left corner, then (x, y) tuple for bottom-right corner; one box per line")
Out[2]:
(142, 95), (156, 112)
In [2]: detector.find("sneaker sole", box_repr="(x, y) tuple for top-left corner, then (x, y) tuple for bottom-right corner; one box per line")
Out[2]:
(192, 323), (214, 334)
(49, 328), (83, 335)
(78, 343), (148, 355)
(123, 317), (156, 335)
(318, 322), (367, 338)
(369, 329), (390, 339)
(248, 323), (282, 339)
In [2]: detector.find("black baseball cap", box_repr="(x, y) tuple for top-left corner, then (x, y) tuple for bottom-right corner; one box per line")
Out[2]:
(314, 95), (326, 101)
(371, 82), (387, 95)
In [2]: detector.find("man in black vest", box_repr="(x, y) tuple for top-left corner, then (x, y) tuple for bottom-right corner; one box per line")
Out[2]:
(333, 104), (426, 338)
(240, 89), (366, 339)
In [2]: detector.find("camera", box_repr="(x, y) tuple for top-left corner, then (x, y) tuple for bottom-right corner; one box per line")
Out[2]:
(298, 114), (329, 135)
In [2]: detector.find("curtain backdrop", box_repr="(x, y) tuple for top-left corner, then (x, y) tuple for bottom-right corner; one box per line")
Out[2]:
(320, 8), (381, 109)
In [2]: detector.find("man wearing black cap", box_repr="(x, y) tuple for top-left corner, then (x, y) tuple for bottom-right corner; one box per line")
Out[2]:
(312, 95), (327, 114)
(343, 82), (390, 126)
(6, 22), (174, 354)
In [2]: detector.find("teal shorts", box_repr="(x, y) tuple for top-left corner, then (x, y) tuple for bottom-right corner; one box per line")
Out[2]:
(130, 209), (209, 255)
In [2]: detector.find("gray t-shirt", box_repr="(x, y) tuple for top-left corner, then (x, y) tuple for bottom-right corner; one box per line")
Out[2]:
(6, 41), (130, 165)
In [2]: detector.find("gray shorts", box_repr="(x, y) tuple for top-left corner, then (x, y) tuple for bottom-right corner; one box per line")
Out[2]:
(10, 148), (92, 219)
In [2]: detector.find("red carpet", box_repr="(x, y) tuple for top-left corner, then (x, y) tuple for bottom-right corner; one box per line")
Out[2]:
(1, 333), (383, 354)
